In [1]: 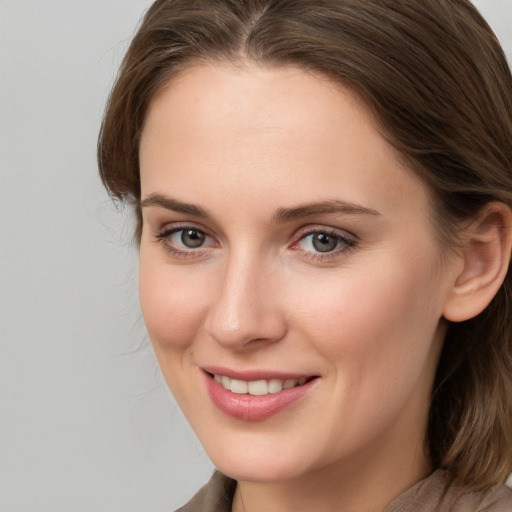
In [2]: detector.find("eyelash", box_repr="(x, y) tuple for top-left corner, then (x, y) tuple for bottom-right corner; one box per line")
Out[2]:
(153, 225), (357, 261)
(154, 224), (216, 259)
(292, 228), (356, 261)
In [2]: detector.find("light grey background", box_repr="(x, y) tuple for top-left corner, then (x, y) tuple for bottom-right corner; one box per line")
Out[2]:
(0, 1), (510, 511)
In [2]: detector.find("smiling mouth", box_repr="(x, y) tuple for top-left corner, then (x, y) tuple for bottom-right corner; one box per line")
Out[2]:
(207, 373), (316, 396)
(204, 371), (320, 420)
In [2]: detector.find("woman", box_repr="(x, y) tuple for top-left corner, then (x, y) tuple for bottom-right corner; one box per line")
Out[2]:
(98, 1), (512, 510)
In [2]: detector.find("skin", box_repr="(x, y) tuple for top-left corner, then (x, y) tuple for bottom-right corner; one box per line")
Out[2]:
(138, 63), (466, 512)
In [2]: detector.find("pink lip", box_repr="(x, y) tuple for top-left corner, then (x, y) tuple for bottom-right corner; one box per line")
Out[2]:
(203, 369), (319, 421)
(202, 366), (312, 381)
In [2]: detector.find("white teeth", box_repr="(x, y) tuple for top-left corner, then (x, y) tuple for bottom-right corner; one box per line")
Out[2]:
(230, 379), (248, 394)
(268, 379), (284, 393)
(214, 374), (309, 395)
(283, 379), (298, 389)
(248, 380), (268, 396)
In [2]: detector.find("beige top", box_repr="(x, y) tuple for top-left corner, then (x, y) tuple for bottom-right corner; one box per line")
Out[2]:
(175, 470), (512, 512)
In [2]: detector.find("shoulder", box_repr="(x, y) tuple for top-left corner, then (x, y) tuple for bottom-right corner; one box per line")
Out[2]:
(173, 469), (512, 512)
(386, 470), (512, 512)
(174, 471), (236, 512)
(462, 483), (512, 512)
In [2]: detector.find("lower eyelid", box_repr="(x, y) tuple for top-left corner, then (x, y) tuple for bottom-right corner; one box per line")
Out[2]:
(156, 238), (210, 259)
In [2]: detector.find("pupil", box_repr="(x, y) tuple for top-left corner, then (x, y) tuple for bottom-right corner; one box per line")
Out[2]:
(312, 233), (337, 253)
(181, 229), (205, 248)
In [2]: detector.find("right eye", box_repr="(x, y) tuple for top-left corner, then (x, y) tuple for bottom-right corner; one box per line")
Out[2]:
(154, 226), (216, 256)
(173, 228), (208, 248)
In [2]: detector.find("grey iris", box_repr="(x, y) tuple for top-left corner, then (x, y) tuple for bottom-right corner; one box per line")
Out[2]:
(182, 229), (205, 248)
(312, 233), (338, 252)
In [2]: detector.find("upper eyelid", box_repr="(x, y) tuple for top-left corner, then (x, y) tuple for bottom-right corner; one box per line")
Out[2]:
(157, 222), (215, 239)
(292, 224), (357, 241)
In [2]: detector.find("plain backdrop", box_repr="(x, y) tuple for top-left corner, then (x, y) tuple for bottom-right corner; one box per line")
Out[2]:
(0, 1), (511, 511)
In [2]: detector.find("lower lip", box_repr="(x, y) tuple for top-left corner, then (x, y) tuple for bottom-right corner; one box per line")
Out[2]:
(204, 372), (318, 421)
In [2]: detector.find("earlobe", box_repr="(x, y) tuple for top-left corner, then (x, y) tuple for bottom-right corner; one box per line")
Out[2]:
(443, 203), (512, 323)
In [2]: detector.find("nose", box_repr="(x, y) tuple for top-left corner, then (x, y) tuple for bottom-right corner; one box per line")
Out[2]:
(204, 251), (287, 350)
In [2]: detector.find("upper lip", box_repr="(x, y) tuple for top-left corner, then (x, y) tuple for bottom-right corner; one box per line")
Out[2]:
(202, 366), (317, 381)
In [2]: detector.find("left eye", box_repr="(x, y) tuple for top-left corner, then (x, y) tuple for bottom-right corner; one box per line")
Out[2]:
(297, 231), (352, 254)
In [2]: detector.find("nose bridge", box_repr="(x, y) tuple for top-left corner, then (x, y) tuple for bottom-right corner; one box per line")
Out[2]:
(205, 246), (286, 349)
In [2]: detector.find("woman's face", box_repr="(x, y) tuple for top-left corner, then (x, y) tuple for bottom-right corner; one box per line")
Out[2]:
(138, 64), (459, 483)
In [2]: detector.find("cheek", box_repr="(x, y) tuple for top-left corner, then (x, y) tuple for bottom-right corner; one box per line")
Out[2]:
(289, 256), (445, 447)
(138, 257), (212, 351)
(292, 252), (444, 381)
(138, 257), (216, 409)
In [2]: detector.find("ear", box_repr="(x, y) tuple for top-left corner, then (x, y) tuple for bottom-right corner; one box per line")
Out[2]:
(443, 202), (512, 323)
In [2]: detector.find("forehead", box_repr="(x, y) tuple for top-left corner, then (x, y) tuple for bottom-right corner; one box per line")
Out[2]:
(139, 63), (431, 222)
(142, 63), (373, 156)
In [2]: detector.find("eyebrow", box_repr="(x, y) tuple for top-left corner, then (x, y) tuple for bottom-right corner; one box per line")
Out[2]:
(272, 200), (381, 223)
(141, 193), (380, 223)
(141, 193), (210, 218)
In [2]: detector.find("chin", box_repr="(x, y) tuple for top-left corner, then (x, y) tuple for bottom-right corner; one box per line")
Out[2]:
(213, 456), (307, 483)
(199, 432), (318, 483)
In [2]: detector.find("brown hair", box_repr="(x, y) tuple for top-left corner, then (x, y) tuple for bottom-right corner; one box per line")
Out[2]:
(98, 0), (512, 491)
